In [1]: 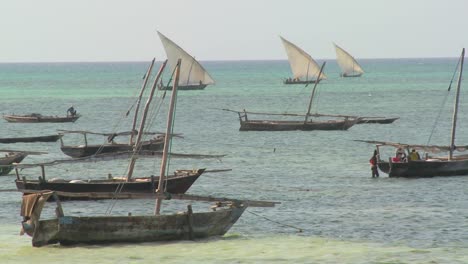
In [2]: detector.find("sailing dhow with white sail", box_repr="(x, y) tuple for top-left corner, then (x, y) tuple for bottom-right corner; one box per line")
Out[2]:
(333, 43), (364, 77)
(157, 31), (215, 90)
(281, 36), (327, 85)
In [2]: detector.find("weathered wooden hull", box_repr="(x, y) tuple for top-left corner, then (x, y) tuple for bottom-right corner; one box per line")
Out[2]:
(378, 159), (468, 177)
(159, 84), (207, 90)
(239, 119), (357, 131)
(3, 114), (80, 123)
(0, 134), (62, 143)
(283, 80), (317, 85)
(357, 117), (399, 124)
(30, 205), (246, 247)
(16, 169), (204, 199)
(60, 138), (164, 158)
(0, 153), (27, 176)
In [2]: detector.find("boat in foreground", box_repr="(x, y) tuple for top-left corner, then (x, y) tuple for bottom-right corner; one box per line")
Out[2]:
(21, 191), (247, 247)
(19, 59), (270, 247)
(3, 113), (80, 123)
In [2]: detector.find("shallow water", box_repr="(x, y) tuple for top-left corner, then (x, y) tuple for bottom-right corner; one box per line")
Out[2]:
(0, 59), (467, 263)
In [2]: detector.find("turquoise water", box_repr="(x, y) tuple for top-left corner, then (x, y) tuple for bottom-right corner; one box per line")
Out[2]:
(0, 59), (467, 263)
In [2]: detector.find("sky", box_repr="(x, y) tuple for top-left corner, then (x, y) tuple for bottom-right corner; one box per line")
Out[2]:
(1, 0), (467, 62)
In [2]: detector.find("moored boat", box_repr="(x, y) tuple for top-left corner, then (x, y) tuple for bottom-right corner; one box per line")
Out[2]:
(3, 113), (80, 123)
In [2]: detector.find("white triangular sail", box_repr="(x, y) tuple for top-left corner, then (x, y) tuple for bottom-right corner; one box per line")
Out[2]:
(334, 43), (364, 76)
(158, 32), (215, 86)
(280, 36), (326, 81)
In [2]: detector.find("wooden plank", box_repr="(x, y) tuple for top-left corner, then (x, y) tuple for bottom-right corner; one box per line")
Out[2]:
(17, 190), (280, 207)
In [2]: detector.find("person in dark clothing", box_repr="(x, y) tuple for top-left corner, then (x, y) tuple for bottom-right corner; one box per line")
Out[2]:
(67, 106), (77, 116)
(370, 150), (379, 178)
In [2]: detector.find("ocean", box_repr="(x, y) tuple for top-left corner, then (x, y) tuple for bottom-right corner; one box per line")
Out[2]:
(0, 59), (467, 263)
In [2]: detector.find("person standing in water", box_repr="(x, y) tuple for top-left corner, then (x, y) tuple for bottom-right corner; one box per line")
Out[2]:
(369, 150), (379, 178)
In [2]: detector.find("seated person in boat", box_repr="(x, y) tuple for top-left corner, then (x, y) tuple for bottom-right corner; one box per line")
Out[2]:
(408, 149), (421, 161)
(392, 147), (406, 162)
(67, 106), (77, 116)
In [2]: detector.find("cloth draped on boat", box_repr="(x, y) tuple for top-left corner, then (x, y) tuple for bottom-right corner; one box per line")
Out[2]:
(20, 192), (54, 236)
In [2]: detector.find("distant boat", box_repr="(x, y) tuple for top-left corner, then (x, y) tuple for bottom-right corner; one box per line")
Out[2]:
(0, 134), (62, 144)
(3, 113), (80, 123)
(233, 62), (359, 131)
(333, 43), (364, 77)
(281, 36), (327, 85)
(157, 31), (215, 90)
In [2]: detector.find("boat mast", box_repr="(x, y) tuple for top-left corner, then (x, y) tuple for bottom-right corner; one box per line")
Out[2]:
(304, 62), (326, 123)
(449, 48), (465, 160)
(126, 60), (168, 181)
(130, 58), (155, 145)
(154, 59), (182, 215)
(155, 59), (181, 215)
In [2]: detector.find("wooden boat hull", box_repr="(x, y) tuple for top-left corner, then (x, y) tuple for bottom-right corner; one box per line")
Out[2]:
(378, 160), (468, 177)
(15, 169), (205, 199)
(341, 73), (363, 77)
(357, 117), (399, 124)
(239, 119), (357, 131)
(283, 80), (317, 85)
(30, 205), (246, 247)
(61, 138), (164, 158)
(0, 134), (62, 144)
(159, 84), (207, 90)
(3, 114), (80, 123)
(0, 153), (27, 176)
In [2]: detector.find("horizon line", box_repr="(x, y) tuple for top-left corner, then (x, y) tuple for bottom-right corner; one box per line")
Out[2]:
(0, 56), (460, 64)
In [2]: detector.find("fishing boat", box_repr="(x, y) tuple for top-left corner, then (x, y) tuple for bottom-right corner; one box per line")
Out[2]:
(333, 43), (364, 77)
(14, 60), (203, 199)
(357, 117), (399, 124)
(18, 59), (274, 247)
(0, 151), (27, 176)
(3, 113), (80, 123)
(234, 62), (359, 131)
(59, 130), (165, 158)
(157, 31), (215, 90)
(281, 36), (327, 85)
(363, 49), (468, 177)
(59, 59), (165, 158)
(0, 134), (62, 144)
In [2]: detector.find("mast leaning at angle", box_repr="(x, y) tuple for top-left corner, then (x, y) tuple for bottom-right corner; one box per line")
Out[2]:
(155, 59), (181, 215)
(126, 60), (168, 180)
(449, 48), (465, 160)
(130, 58), (155, 145)
(305, 62), (326, 123)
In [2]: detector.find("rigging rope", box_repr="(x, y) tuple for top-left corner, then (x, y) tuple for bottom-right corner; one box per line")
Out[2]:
(246, 209), (304, 233)
(426, 56), (462, 147)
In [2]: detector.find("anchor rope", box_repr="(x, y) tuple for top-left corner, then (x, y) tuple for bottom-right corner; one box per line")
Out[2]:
(246, 209), (304, 233)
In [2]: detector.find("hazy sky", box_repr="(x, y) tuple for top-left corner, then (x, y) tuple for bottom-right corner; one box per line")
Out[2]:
(2, 0), (467, 62)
